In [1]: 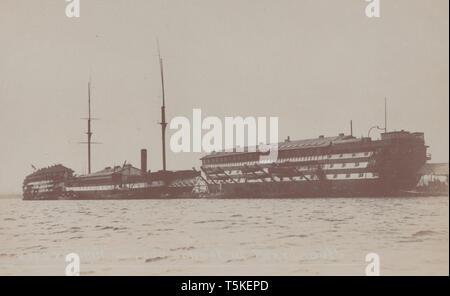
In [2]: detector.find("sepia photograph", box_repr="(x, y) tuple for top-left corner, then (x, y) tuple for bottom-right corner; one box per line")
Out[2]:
(0, 0), (448, 280)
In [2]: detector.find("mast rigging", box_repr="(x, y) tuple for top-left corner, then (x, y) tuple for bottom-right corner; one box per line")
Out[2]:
(158, 40), (168, 171)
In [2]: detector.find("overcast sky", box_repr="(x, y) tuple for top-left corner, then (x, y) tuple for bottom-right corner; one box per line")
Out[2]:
(0, 0), (448, 193)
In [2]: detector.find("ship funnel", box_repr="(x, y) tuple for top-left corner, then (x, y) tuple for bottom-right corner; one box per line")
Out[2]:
(141, 149), (147, 175)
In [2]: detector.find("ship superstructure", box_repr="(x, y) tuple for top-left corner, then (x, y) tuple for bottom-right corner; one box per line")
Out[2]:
(200, 130), (429, 197)
(23, 163), (202, 200)
(23, 165), (74, 199)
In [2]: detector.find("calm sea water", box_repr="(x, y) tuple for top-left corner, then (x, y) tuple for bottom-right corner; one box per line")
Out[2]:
(0, 195), (448, 275)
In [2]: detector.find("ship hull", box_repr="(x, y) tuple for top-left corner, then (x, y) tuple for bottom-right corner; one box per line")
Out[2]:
(23, 178), (421, 200)
(205, 178), (422, 199)
(23, 187), (200, 200)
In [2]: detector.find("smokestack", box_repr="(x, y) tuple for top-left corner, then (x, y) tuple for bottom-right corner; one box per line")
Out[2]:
(350, 120), (353, 137)
(141, 149), (147, 175)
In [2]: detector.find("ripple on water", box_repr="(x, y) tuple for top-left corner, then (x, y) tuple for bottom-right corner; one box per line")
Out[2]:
(412, 230), (438, 237)
(155, 228), (174, 233)
(193, 219), (226, 224)
(170, 246), (195, 251)
(277, 234), (308, 239)
(22, 245), (44, 250)
(98, 226), (128, 231)
(0, 253), (16, 258)
(145, 256), (168, 263)
(398, 239), (424, 243)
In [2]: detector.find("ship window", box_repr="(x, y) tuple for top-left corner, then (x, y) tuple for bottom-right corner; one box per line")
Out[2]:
(327, 155), (332, 158)
(339, 154), (343, 158)
(355, 162), (360, 167)
(364, 152), (369, 156)
(359, 173), (364, 178)
(345, 174), (351, 178)
(342, 163), (346, 168)
(333, 174), (338, 178)
(352, 153), (356, 157)
(330, 164), (334, 168)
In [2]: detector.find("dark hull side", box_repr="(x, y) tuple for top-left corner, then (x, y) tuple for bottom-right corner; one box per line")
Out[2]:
(206, 178), (421, 198)
(23, 186), (199, 200)
(23, 178), (422, 200)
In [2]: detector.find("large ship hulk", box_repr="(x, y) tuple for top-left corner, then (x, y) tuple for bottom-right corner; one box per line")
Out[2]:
(201, 130), (429, 198)
(23, 129), (430, 200)
(22, 54), (430, 200)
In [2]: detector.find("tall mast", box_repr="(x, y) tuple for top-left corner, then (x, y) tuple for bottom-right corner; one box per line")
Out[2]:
(79, 76), (100, 174)
(158, 40), (167, 171)
(87, 80), (92, 174)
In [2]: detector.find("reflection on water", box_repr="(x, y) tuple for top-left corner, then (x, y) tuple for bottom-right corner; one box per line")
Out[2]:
(0, 196), (448, 275)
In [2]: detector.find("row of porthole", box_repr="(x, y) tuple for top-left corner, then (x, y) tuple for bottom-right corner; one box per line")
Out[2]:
(203, 152), (373, 166)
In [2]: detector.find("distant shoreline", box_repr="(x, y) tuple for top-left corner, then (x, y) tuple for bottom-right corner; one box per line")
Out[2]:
(0, 194), (21, 199)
